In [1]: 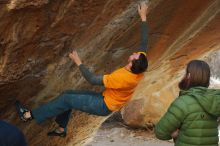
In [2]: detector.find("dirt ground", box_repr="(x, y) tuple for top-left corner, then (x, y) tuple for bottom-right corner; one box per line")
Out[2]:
(85, 114), (173, 146)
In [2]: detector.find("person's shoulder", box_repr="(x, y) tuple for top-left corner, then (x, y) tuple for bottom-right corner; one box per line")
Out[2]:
(111, 67), (128, 75)
(0, 120), (23, 135)
(170, 95), (189, 111)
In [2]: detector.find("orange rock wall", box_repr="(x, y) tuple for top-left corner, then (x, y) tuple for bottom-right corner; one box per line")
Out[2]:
(0, 0), (220, 145)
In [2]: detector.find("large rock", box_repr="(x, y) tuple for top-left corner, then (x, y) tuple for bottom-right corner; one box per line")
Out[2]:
(0, 0), (143, 145)
(0, 0), (220, 145)
(121, 0), (220, 127)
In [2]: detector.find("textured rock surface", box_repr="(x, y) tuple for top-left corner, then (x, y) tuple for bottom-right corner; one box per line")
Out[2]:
(0, 0), (220, 145)
(121, 0), (220, 127)
(206, 51), (220, 78)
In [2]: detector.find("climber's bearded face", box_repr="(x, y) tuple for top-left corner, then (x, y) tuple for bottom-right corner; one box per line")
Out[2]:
(128, 53), (140, 63)
(126, 53), (140, 69)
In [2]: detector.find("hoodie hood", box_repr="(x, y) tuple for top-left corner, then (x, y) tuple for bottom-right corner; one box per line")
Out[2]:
(180, 87), (220, 117)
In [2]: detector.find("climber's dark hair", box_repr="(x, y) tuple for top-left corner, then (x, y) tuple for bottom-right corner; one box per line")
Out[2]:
(131, 54), (148, 74)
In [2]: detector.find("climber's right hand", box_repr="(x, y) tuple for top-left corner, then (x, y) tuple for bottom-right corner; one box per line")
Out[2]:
(138, 1), (149, 22)
(69, 50), (82, 66)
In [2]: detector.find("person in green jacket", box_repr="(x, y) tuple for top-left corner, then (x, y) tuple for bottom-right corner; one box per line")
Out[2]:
(155, 60), (220, 146)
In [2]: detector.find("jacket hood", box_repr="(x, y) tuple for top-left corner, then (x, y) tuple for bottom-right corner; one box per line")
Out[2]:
(180, 87), (220, 117)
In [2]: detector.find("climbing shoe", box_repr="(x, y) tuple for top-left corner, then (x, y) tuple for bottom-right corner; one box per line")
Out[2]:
(15, 100), (32, 122)
(47, 129), (67, 137)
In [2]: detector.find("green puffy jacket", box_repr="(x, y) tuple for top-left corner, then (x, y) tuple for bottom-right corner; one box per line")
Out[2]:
(155, 87), (220, 146)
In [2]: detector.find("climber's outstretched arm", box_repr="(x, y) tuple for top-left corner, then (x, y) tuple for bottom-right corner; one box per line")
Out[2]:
(69, 50), (104, 85)
(138, 2), (149, 53)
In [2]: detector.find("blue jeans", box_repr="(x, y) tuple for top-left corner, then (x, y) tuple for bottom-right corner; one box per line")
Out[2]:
(32, 90), (112, 129)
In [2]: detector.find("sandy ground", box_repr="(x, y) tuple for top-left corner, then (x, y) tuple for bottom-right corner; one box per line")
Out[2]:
(85, 115), (173, 146)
